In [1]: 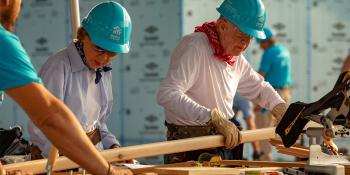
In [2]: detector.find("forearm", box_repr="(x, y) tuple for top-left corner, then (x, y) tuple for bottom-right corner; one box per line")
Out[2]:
(37, 100), (108, 174)
(6, 83), (109, 175)
(238, 74), (284, 110)
(251, 83), (285, 110)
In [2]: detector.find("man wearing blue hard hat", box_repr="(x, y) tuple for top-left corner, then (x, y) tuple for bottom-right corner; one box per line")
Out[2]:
(157, 0), (287, 163)
(255, 27), (292, 160)
(0, 0), (130, 175)
(27, 1), (133, 173)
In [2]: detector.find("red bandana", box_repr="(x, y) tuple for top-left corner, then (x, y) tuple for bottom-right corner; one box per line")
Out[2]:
(194, 22), (235, 66)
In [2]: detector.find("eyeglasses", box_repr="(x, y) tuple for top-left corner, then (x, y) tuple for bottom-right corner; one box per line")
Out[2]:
(233, 25), (253, 41)
(92, 44), (108, 55)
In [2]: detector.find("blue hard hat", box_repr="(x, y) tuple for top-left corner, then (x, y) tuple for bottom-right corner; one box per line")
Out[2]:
(217, 0), (266, 39)
(82, 1), (132, 53)
(256, 27), (275, 43)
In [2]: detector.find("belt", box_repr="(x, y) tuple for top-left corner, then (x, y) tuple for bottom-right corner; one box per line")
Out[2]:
(165, 121), (217, 139)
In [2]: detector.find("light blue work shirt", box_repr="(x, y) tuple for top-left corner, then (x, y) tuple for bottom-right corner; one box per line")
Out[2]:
(259, 44), (292, 88)
(27, 42), (119, 157)
(0, 24), (42, 104)
(232, 93), (253, 120)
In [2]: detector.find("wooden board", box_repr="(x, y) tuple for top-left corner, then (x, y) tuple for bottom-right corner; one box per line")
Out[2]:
(344, 164), (350, 175)
(269, 139), (308, 150)
(219, 160), (305, 167)
(276, 146), (309, 158)
(153, 167), (282, 175)
(132, 161), (198, 174)
(270, 138), (309, 158)
(4, 127), (276, 173)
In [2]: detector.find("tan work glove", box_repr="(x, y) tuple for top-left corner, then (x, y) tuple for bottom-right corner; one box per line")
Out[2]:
(209, 108), (242, 149)
(271, 103), (288, 124)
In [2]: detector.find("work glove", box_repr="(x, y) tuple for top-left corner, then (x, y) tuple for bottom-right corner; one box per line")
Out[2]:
(209, 108), (241, 149)
(271, 103), (288, 125)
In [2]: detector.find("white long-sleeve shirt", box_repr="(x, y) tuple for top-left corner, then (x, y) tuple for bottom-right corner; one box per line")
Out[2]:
(157, 32), (284, 126)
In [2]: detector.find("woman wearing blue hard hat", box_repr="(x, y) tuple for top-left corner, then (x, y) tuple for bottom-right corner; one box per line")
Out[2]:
(28, 1), (133, 171)
(157, 0), (287, 163)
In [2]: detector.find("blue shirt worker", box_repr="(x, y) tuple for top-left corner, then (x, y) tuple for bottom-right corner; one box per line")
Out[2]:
(0, 0), (131, 174)
(255, 27), (292, 161)
(27, 1), (132, 159)
(257, 27), (291, 103)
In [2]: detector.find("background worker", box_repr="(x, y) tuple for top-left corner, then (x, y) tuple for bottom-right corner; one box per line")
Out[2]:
(0, 0), (131, 174)
(231, 93), (262, 160)
(28, 1), (132, 160)
(255, 27), (292, 161)
(157, 0), (287, 164)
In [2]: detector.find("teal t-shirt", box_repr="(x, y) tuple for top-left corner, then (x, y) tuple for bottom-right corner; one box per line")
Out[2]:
(259, 44), (291, 88)
(0, 24), (42, 104)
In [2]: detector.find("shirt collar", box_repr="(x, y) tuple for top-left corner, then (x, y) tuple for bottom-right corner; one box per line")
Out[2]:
(67, 41), (87, 73)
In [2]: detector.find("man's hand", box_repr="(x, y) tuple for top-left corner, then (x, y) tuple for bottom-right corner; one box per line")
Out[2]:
(271, 103), (288, 124)
(209, 108), (241, 149)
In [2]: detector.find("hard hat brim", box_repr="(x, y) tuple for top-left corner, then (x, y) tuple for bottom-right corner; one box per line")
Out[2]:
(90, 33), (130, 54)
(238, 24), (267, 40)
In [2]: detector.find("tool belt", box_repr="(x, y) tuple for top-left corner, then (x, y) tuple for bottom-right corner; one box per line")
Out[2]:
(30, 128), (101, 160)
(165, 121), (218, 140)
(164, 122), (244, 163)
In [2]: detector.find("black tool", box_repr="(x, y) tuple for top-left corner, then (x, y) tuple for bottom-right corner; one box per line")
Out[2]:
(276, 71), (350, 147)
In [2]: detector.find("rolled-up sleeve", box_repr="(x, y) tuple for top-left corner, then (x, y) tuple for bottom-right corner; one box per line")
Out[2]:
(99, 122), (119, 149)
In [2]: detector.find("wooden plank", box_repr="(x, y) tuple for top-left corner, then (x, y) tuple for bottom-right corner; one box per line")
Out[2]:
(275, 146), (309, 157)
(275, 145), (309, 154)
(240, 127), (276, 143)
(270, 139), (308, 150)
(132, 161), (198, 174)
(271, 139), (309, 158)
(344, 164), (350, 175)
(155, 167), (237, 175)
(219, 160), (305, 167)
(277, 150), (308, 158)
(154, 167), (282, 175)
(4, 127), (276, 173)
